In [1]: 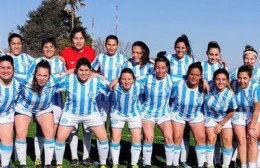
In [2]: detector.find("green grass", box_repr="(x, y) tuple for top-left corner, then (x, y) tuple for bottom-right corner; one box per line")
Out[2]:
(10, 121), (197, 168)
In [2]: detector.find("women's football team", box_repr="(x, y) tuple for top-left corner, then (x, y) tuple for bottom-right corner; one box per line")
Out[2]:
(1, 28), (260, 168)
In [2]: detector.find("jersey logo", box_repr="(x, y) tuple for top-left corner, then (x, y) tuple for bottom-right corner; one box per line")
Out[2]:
(253, 76), (259, 81)
(165, 86), (170, 92)
(132, 95), (137, 101)
(247, 96), (253, 102)
(220, 101), (226, 107)
(88, 92), (94, 98)
(115, 62), (122, 68)
(196, 96), (203, 104)
(61, 118), (68, 124)
(204, 117), (210, 123)
(184, 65), (189, 70)
(55, 67), (60, 72)
(111, 119), (118, 125)
(232, 113), (240, 121)
(70, 61), (75, 65)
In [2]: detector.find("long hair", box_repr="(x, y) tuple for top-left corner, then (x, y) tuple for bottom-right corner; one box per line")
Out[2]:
(186, 62), (204, 93)
(32, 60), (51, 94)
(131, 41), (151, 65)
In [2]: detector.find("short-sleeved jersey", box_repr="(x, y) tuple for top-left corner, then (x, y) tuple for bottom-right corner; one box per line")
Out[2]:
(165, 54), (196, 82)
(231, 80), (260, 115)
(171, 80), (204, 120)
(15, 74), (60, 113)
(123, 59), (154, 79)
(140, 74), (173, 117)
(111, 82), (144, 117)
(204, 86), (238, 120)
(61, 46), (96, 70)
(201, 61), (224, 82)
(230, 67), (260, 83)
(57, 74), (109, 116)
(0, 79), (20, 115)
(8, 53), (34, 74)
(92, 52), (127, 80)
(28, 56), (66, 107)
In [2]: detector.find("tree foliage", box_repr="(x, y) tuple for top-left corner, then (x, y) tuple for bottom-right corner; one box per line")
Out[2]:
(18, 0), (90, 56)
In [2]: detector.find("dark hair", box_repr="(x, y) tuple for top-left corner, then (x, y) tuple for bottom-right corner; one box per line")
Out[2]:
(237, 65), (253, 78)
(0, 55), (14, 69)
(243, 45), (258, 59)
(174, 34), (193, 56)
(119, 68), (136, 84)
(32, 60), (51, 93)
(41, 37), (57, 48)
(8, 33), (23, 45)
(132, 41), (150, 65)
(70, 27), (87, 42)
(75, 57), (92, 74)
(157, 51), (167, 58)
(206, 41), (221, 54)
(213, 68), (229, 81)
(105, 35), (118, 44)
(186, 62), (204, 93)
(154, 55), (170, 74)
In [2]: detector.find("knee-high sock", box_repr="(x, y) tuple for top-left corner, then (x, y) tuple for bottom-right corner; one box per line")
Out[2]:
(165, 144), (174, 166)
(131, 143), (141, 165)
(206, 145), (215, 166)
(173, 145), (181, 166)
(34, 136), (44, 160)
(222, 147), (233, 167)
(97, 140), (109, 165)
(110, 142), (120, 165)
(195, 145), (206, 167)
(1, 144), (13, 167)
(180, 136), (189, 163)
(55, 141), (65, 165)
(143, 143), (153, 166)
(15, 139), (27, 165)
(44, 138), (55, 165)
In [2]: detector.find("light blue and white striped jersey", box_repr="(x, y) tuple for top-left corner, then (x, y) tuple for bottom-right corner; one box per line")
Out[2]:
(171, 80), (204, 120)
(230, 67), (260, 83)
(140, 74), (173, 117)
(8, 53), (34, 74)
(28, 56), (66, 107)
(92, 52), (127, 80)
(165, 54), (196, 82)
(231, 80), (260, 115)
(57, 74), (109, 115)
(201, 61), (224, 82)
(0, 79), (20, 115)
(123, 59), (154, 79)
(204, 86), (238, 120)
(111, 81), (144, 117)
(15, 74), (60, 113)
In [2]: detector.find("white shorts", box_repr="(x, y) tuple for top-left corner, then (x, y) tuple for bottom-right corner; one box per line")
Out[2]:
(141, 112), (171, 125)
(171, 112), (204, 125)
(96, 100), (113, 122)
(15, 103), (53, 118)
(232, 112), (260, 126)
(110, 113), (142, 129)
(205, 116), (232, 129)
(53, 105), (62, 124)
(59, 112), (104, 129)
(0, 112), (14, 124)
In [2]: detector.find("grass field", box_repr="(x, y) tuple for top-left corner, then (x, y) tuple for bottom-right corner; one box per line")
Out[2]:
(10, 121), (198, 168)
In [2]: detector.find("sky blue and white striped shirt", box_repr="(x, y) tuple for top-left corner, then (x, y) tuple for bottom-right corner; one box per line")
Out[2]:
(123, 59), (154, 79)
(231, 80), (260, 115)
(57, 74), (109, 116)
(201, 61), (224, 82)
(165, 54), (196, 82)
(0, 79), (20, 115)
(171, 80), (204, 120)
(15, 74), (60, 113)
(204, 86), (238, 120)
(8, 53), (34, 74)
(140, 74), (173, 117)
(28, 56), (66, 107)
(111, 81), (144, 117)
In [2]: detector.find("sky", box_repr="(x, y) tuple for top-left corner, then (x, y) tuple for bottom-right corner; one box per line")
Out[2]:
(1, 0), (260, 70)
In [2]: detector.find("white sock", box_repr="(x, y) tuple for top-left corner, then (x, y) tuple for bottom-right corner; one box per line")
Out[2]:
(173, 145), (181, 166)
(44, 138), (55, 165)
(15, 139), (27, 165)
(214, 137), (222, 164)
(1, 144), (13, 167)
(206, 145), (215, 166)
(180, 137), (189, 163)
(55, 141), (65, 165)
(143, 143), (152, 166)
(110, 142), (120, 165)
(97, 140), (109, 165)
(34, 136), (44, 160)
(257, 142), (260, 167)
(82, 131), (92, 160)
(69, 131), (79, 160)
(222, 147), (233, 166)
(195, 145), (206, 167)
(241, 164), (247, 168)
(131, 143), (141, 165)
(248, 162), (257, 168)
(165, 144), (174, 166)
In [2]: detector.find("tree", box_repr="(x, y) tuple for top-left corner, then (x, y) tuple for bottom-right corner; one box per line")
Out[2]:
(62, 0), (86, 29)
(94, 37), (131, 57)
(18, 0), (90, 56)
